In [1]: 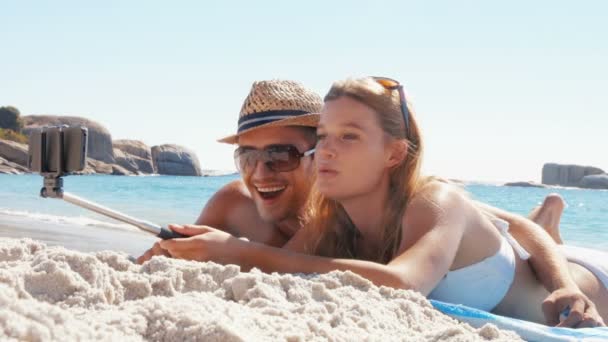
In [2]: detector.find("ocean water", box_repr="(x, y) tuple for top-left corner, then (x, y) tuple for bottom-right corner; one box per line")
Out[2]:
(0, 174), (607, 256)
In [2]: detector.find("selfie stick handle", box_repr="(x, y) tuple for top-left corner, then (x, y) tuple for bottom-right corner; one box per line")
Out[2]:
(49, 191), (186, 239)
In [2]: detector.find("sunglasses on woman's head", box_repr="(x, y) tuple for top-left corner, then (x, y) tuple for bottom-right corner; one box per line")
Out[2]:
(372, 76), (411, 138)
(234, 144), (315, 173)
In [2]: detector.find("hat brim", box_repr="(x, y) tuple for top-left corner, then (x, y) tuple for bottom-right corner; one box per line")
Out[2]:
(217, 113), (320, 144)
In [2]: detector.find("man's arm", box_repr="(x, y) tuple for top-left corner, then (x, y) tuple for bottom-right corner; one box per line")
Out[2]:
(196, 180), (288, 245)
(475, 201), (603, 327)
(193, 180), (247, 234)
(476, 201), (574, 291)
(136, 181), (240, 263)
(137, 180), (286, 264)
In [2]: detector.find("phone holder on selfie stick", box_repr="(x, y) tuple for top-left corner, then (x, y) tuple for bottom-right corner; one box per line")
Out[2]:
(32, 126), (185, 240)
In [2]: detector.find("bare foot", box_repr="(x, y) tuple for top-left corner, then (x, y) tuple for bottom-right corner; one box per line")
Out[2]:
(528, 193), (565, 244)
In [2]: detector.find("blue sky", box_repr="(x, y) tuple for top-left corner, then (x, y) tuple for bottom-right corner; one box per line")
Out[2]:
(1, 1), (606, 182)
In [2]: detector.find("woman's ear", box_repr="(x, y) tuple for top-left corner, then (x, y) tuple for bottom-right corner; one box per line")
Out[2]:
(386, 140), (408, 169)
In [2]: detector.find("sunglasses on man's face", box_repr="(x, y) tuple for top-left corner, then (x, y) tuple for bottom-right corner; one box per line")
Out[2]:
(234, 144), (315, 173)
(372, 76), (411, 138)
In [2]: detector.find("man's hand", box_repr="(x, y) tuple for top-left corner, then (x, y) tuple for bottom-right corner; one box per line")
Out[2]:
(542, 287), (605, 328)
(135, 224), (210, 264)
(136, 241), (171, 264)
(157, 224), (247, 265)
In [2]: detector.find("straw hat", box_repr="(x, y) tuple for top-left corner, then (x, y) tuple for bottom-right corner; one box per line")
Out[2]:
(218, 80), (323, 144)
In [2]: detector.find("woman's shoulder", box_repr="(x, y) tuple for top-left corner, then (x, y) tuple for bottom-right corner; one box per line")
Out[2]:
(403, 178), (474, 226)
(412, 178), (469, 207)
(399, 178), (473, 250)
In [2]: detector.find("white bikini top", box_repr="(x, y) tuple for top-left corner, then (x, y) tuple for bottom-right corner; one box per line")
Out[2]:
(428, 218), (530, 311)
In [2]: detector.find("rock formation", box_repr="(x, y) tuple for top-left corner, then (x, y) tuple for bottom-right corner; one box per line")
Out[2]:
(0, 115), (202, 176)
(0, 139), (28, 167)
(112, 140), (155, 174)
(504, 181), (547, 188)
(151, 144), (202, 176)
(579, 174), (608, 190)
(542, 163), (607, 189)
(0, 156), (28, 174)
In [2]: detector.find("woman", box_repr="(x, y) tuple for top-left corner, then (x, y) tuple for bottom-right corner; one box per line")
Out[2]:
(160, 77), (607, 327)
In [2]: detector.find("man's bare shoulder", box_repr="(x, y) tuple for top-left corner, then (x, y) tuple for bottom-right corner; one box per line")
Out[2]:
(213, 179), (252, 202)
(197, 180), (254, 221)
(196, 179), (285, 245)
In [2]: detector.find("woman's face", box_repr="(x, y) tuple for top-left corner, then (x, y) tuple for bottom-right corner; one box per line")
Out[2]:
(315, 96), (394, 200)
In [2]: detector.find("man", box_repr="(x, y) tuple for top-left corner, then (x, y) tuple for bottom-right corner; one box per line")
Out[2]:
(137, 79), (603, 328)
(137, 79), (321, 260)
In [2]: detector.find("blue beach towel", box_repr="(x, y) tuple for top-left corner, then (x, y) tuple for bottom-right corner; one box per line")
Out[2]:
(431, 300), (608, 342)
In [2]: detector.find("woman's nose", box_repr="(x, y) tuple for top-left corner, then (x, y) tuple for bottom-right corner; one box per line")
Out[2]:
(316, 138), (336, 160)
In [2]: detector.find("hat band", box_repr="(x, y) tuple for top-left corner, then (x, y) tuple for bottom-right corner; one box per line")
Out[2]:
(237, 110), (310, 133)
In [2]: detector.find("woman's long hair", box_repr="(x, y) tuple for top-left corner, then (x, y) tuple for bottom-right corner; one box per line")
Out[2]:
(304, 77), (428, 263)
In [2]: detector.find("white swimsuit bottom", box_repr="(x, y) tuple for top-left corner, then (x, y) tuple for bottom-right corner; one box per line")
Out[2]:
(559, 244), (608, 290)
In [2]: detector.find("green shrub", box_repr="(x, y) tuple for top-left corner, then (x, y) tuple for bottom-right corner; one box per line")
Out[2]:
(0, 128), (28, 144)
(0, 106), (24, 132)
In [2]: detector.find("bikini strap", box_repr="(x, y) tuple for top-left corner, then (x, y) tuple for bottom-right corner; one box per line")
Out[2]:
(491, 218), (531, 260)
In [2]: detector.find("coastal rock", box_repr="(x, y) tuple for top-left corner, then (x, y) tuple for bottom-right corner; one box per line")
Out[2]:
(14, 116), (200, 177)
(151, 144), (201, 176)
(504, 181), (547, 188)
(113, 148), (139, 173)
(111, 163), (131, 176)
(22, 115), (115, 164)
(201, 170), (239, 177)
(79, 159), (131, 176)
(113, 140), (155, 174)
(541, 163), (604, 187)
(130, 156), (155, 174)
(579, 174), (608, 190)
(0, 139), (28, 167)
(0, 156), (29, 174)
(83, 159), (111, 174)
(113, 139), (151, 160)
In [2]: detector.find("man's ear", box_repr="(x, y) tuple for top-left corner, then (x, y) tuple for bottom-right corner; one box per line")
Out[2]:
(386, 140), (408, 169)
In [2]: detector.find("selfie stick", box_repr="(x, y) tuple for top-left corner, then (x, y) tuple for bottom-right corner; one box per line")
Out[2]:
(35, 128), (185, 240)
(41, 181), (184, 239)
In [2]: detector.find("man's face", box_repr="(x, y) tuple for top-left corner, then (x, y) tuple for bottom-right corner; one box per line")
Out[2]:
(237, 126), (315, 224)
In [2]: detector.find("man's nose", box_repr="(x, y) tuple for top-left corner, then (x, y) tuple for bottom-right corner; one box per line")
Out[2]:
(250, 156), (275, 178)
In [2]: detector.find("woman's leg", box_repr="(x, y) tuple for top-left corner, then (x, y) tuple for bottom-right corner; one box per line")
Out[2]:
(529, 194), (608, 322)
(528, 193), (565, 244)
(563, 248), (608, 322)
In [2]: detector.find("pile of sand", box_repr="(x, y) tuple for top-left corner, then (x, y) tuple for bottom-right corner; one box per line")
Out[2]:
(0, 238), (522, 341)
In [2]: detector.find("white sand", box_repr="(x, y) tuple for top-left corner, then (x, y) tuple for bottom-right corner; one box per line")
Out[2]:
(0, 238), (522, 341)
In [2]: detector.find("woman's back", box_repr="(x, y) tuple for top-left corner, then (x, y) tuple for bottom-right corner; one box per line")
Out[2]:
(405, 182), (549, 323)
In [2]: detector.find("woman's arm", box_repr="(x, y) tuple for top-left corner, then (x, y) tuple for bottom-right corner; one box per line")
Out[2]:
(474, 201), (576, 291)
(242, 243), (412, 289)
(160, 182), (469, 295)
(474, 201), (603, 327)
(159, 225), (413, 289)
